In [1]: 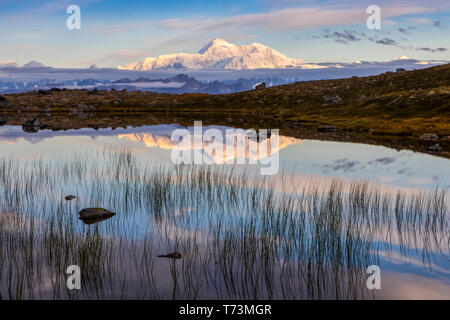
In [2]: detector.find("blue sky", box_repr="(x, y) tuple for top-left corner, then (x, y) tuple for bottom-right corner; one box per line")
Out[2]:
(0, 0), (449, 68)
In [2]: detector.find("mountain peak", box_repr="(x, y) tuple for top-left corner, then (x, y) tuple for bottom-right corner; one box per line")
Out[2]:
(199, 38), (235, 54)
(22, 61), (46, 68)
(118, 39), (313, 70)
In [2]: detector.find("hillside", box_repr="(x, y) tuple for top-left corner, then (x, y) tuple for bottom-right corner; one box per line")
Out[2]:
(1, 64), (449, 147)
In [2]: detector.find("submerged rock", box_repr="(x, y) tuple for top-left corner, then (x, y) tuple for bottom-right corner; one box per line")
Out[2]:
(22, 119), (40, 133)
(157, 252), (182, 259)
(65, 195), (77, 201)
(318, 125), (337, 132)
(78, 208), (115, 224)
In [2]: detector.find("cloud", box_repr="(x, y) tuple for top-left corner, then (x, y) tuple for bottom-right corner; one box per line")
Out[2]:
(416, 47), (448, 53)
(375, 37), (399, 46)
(320, 29), (364, 44)
(159, 6), (431, 34)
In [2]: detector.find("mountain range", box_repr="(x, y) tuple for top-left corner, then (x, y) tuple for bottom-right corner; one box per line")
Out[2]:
(118, 38), (324, 71)
(0, 74), (286, 95)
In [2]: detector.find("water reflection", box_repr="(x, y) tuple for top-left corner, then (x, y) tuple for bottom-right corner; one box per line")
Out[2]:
(0, 125), (448, 300)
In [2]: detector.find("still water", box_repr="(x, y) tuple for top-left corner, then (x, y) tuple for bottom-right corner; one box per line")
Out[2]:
(0, 124), (448, 299)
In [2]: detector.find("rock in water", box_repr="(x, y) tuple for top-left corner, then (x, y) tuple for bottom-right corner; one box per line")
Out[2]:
(78, 208), (115, 224)
(318, 125), (337, 132)
(22, 119), (40, 133)
(157, 252), (182, 259)
(427, 144), (442, 153)
(65, 195), (77, 201)
(0, 115), (10, 126)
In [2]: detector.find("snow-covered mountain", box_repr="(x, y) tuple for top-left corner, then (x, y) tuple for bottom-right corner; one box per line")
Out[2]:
(118, 38), (323, 71)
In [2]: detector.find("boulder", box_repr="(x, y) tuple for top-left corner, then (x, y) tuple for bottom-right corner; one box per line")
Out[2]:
(89, 88), (100, 95)
(255, 82), (266, 90)
(0, 115), (10, 126)
(396, 68), (406, 73)
(77, 103), (96, 111)
(323, 94), (343, 104)
(38, 89), (50, 95)
(427, 144), (442, 153)
(318, 125), (337, 132)
(419, 133), (438, 141)
(0, 96), (12, 108)
(78, 208), (115, 223)
(22, 119), (40, 133)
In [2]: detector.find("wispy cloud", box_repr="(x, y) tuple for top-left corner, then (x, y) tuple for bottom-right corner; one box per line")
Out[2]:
(375, 38), (399, 46)
(160, 6), (432, 33)
(320, 29), (365, 44)
(416, 47), (447, 53)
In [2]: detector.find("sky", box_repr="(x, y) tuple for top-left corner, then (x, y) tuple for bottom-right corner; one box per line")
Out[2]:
(0, 0), (449, 68)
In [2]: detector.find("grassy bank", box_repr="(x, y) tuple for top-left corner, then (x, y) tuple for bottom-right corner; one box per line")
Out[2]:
(0, 63), (449, 152)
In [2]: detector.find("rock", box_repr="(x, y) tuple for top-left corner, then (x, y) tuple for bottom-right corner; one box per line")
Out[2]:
(65, 195), (77, 201)
(88, 124), (100, 130)
(22, 119), (40, 133)
(38, 89), (50, 95)
(89, 88), (100, 95)
(78, 208), (115, 223)
(396, 68), (406, 73)
(427, 144), (442, 153)
(0, 115), (10, 126)
(0, 96), (12, 108)
(157, 252), (182, 259)
(77, 103), (96, 111)
(323, 94), (343, 104)
(255, 82), (266, 90)
(419, 133), (438, 141)
(318, 125), (337, 132)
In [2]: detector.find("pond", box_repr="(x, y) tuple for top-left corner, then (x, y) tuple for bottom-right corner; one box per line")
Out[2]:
(0, 124), (448, 299)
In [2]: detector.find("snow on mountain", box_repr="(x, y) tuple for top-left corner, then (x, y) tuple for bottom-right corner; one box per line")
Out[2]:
(22, 61), (47, 68)
(118, 38), (324, 71)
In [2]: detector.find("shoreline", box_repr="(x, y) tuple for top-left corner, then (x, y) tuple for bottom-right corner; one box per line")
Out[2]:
(1, 63), (449, 157)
